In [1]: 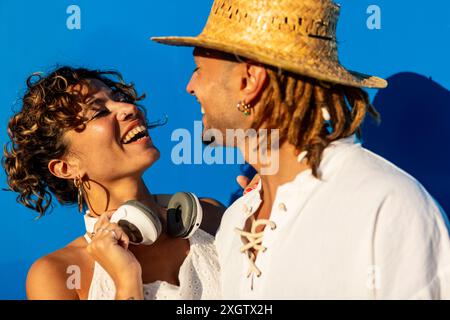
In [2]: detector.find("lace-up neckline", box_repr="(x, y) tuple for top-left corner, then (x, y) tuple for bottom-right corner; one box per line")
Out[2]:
(235, 215), (276, 278)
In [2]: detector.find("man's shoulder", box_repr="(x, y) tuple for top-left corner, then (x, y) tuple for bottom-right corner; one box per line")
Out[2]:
(341, 146), (432, 198)
(346, 146), (448, 223)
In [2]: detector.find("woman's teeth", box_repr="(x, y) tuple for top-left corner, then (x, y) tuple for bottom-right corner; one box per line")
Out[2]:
(122, 125), (148, 144)
(201, 107), (206, 115)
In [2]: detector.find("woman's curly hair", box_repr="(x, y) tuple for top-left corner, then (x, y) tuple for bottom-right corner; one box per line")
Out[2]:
(2, 66), (145, 217)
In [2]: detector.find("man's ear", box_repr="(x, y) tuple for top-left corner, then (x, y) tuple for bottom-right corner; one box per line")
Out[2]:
(48, 159), (79, 180)
(241, 63), (268, 104)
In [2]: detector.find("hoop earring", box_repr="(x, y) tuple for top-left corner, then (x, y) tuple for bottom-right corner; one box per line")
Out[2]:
(237, 100), (252, 116)
(74, 177), (84, 213)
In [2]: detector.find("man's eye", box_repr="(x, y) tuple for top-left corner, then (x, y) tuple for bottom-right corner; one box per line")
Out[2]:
(193, 67), (199, 74)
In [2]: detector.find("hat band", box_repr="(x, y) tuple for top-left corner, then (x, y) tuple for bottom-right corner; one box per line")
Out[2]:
(208, 0), (339, 41)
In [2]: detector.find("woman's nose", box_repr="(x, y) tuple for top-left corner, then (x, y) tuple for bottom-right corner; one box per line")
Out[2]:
(116, 103), (139, 122)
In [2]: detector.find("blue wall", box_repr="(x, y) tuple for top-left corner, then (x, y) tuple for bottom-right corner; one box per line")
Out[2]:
(0, 0), (448, 299)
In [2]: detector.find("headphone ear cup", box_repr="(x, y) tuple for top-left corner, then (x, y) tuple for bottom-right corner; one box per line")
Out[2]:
(167, 192), (203, 238)
(113, 200), (162, 245)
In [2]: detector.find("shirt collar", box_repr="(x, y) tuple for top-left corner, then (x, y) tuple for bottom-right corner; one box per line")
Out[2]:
(84, 211), (97, 234)
(240, 180), (263, 218)
(240, 134), (360, 215)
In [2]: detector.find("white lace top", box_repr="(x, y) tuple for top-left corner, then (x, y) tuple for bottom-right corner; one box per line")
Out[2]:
(84, 215), (221, 300)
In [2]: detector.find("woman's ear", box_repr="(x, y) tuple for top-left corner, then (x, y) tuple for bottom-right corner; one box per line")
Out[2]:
(241, 64), (268, 104)
(48, 159), (79, 180)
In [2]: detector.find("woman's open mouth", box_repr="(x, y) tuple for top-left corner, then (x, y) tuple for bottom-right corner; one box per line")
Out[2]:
(121, 125), (150, 145)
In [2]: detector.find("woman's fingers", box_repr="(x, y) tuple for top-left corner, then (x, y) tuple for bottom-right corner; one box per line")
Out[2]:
(108, 223), (130, 250)
(237, 175), (250, 189)
(247, 174), (260, 190)
(86, 221), (141, 288)
(237, 174), (261, 195)
(93, 210), (116, 234)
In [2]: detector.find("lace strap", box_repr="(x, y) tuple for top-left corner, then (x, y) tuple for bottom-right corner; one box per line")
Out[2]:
(84, 233), (92, 243)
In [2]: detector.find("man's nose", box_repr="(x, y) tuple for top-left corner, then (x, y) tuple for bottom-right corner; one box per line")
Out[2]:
(186, 76), (195, 96)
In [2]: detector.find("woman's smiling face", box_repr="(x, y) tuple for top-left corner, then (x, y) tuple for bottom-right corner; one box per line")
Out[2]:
(63, 78), (160, 184)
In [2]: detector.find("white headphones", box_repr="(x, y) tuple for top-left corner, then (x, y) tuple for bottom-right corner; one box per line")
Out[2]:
(85, 192), (203, 245)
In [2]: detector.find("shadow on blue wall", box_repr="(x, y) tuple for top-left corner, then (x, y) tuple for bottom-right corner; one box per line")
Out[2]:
(230, 72), (450, 215)
(363, 72), (450, 215)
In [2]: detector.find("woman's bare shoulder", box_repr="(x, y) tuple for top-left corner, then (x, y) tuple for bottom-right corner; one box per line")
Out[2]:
(26, 236), (91, 300)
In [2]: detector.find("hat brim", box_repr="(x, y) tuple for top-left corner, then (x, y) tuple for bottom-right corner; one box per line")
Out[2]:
(152, 36), (388, 89)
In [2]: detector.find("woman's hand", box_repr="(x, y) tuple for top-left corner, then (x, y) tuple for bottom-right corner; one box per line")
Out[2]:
(86, 212), (143, 300)
(237, 174), (261, 195)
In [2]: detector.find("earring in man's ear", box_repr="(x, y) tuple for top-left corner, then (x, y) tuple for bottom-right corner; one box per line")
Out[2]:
(237, 100), (253, 116)
(73, 177), (84, 213)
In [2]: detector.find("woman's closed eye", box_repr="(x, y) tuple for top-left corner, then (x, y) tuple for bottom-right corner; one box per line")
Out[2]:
(90, 108), (110, 120)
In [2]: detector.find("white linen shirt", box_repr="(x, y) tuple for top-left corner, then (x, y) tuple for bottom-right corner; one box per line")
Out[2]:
(215, 136), (450, 299)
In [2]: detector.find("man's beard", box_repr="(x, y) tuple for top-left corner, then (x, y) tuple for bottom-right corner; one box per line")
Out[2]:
(201, 116), (237, 147)
(202, 128), (217, 146)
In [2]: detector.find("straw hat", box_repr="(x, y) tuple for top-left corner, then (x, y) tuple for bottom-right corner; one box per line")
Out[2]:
(152, 0), (387, 89)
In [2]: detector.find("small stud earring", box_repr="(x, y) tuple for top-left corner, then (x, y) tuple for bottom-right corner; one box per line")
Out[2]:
(236, 100), (252, 116)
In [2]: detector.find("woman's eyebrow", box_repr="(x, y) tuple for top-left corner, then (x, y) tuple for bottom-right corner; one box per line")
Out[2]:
(86, 96), (108, 106)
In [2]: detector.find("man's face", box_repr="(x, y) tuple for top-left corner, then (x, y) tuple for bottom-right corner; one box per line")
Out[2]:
(186, 48), (253, 146)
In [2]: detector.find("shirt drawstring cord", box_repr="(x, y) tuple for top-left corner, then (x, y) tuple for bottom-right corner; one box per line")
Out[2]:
(235, 216), (277, 278)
